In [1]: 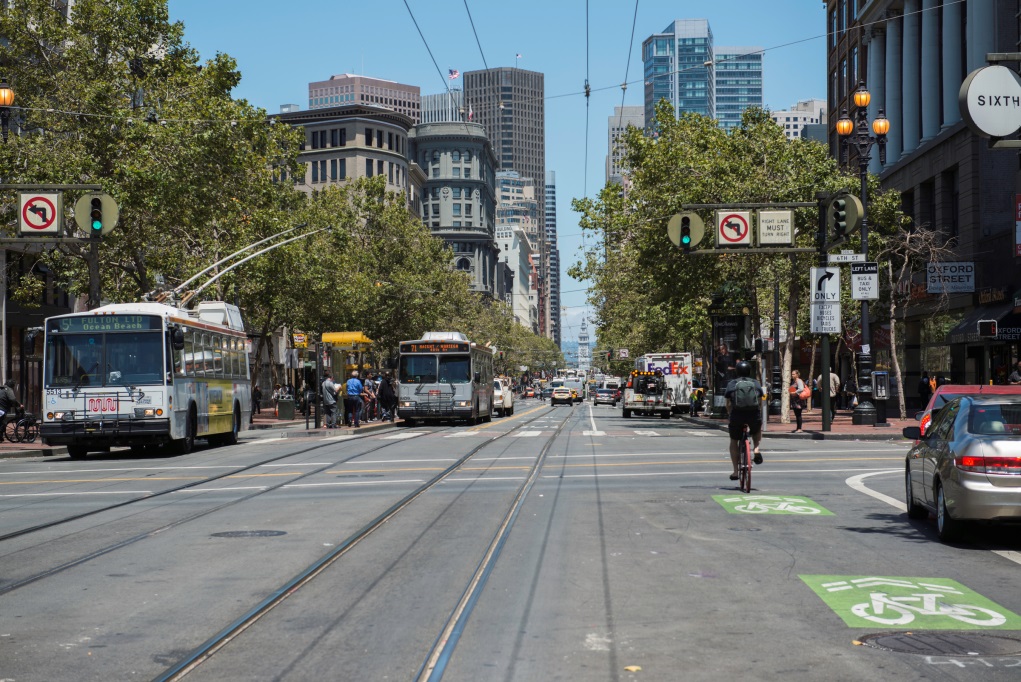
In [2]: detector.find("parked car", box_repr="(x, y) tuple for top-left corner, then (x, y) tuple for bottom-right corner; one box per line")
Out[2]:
(493, 378), (514, 417)
(593, 388), (618, 406)
(551, 387), (573, 406)
(903, 396), (1021, 542)
(916, 384), (1021, 438)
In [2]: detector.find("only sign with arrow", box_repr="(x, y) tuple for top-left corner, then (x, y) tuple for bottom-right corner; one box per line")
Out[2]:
(810, 266), (841, 334)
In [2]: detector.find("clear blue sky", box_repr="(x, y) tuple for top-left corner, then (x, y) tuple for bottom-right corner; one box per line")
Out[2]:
(168, 0), (827, 344)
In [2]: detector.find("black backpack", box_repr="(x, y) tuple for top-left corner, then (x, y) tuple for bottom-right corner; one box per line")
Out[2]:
(732, 379), (759, 409)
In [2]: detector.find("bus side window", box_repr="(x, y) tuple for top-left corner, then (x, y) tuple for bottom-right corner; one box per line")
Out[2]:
(184, 331), (195, 376)
(175, 332), (187, 376)
(212, 336), (224, 378)
(231, 339), (240, 378)
(200, 334), (210, 375)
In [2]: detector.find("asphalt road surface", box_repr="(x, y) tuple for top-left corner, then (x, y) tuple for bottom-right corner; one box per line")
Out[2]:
(1, 399), (1020, 681)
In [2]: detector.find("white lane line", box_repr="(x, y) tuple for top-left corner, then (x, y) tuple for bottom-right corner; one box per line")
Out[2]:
(354, 458), (457, 464)
(444, 476), (528, 482)
(549, 467), (900, 480)
(583, 431), (607, 436)
(0, 491), (154, 498)
(283, 479), (424, 488)
(588, 402), (599, 432)
(250, 437), (288, 444)
(845, 469), (1021, 568)
(259, 463), (332, 467)
(0, 465), (239, 475)
(633, 430), (661, 436)
(174, 486), (268, 493)
(513, 431), (542, 437)
(845, 470), (905, 511)
(381, 432), (429, 440)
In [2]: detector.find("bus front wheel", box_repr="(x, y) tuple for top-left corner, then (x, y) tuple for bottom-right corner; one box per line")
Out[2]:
(67, 445), (88, 460)
(172, 407), (196, 455)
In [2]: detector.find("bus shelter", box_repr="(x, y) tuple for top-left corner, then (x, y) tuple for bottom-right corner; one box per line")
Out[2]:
(322, 331), (374, 375)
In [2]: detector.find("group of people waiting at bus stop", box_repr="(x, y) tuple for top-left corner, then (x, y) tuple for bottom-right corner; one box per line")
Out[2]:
(320, 370), (398, 429)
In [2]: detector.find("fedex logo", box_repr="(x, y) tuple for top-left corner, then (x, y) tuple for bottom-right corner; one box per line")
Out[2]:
(646, 361), (689, 376)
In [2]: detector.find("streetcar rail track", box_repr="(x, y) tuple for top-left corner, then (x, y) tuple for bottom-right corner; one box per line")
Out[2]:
(0, 425), (449, 595)
(153, 402), (572, 682)
(0, 425), (412, 543)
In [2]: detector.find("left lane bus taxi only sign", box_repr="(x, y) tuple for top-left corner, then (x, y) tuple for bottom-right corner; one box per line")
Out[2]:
(19, 192), (62, 235)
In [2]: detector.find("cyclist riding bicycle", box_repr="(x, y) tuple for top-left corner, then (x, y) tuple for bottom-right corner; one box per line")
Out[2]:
(724, 361), (766, 480)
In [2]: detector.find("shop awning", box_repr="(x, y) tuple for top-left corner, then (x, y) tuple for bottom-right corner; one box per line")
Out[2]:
(321, 331), (374, 348)
(946, 303), (1014, 345)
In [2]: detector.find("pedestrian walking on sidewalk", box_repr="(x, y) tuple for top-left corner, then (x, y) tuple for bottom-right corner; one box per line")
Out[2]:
(918, 372), (933, 408)
(252, 385), (262, 415)
(377, 371), (397, 422)
(816, 370), (840, 414)
(788, 370), (806, 433)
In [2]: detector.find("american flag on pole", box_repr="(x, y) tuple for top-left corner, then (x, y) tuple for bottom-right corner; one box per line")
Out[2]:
(448, 69), (460, 80)
(516, 53), (522, 58)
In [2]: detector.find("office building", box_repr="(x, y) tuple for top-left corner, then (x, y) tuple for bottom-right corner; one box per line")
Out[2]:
(770, 99), (827, 140)
(464, 67), (550, 336)
(409, 121), (500, 298)
(642, 19), (715, 129)
(271, 104), (424, 215)
(421, 90), (464, 124)
(824, 0), (1020, 394)
(606, 106), (644, 184)
(495, 225), (538, 331)
(545, 171), (562, 347)
(307, 74), (421, 123)
(714, 46), (764, 130)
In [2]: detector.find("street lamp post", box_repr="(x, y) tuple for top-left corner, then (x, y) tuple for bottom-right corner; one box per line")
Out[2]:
(0, 79), (14, 143)
(837, 82), (889, 427)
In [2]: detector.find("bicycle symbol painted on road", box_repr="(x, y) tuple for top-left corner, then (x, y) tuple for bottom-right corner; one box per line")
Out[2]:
(713, 494), (833, 516)
(801, 576), (1021, 630)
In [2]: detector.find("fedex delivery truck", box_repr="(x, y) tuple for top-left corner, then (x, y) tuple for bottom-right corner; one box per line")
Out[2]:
(636, 353), (693, 415)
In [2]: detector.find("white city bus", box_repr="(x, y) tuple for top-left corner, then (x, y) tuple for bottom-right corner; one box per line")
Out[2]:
(41, 301), (251, 459)
(397, 332), (494, 425)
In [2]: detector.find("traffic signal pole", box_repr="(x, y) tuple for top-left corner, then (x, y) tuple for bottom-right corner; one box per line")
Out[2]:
(88, 237), (101, 310)
(817, 192), (832, 432)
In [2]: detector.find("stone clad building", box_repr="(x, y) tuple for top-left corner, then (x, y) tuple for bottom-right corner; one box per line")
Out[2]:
(409, 121), (501, 298)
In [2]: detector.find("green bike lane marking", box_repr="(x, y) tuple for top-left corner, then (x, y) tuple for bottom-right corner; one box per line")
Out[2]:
(800, 576), (1021, 630)
(712, 494), (833, 515)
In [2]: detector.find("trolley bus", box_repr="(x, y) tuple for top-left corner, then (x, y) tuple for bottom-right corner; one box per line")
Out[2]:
(41, 301), (251, 459)
(397, 332), (494, 425)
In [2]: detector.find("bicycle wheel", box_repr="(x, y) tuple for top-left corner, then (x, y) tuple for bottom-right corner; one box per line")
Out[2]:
(16, 422), (38, 444)
(4, 420), (20, 443)
(739, 435), (752, 493)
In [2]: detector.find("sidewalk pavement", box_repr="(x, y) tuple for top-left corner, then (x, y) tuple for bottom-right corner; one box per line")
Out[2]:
(0, 410), (403, 459)
(683, 405), (918, 441)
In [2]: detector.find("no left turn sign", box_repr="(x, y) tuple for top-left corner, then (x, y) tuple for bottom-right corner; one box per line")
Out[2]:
(19, 192), (62, 235)
(716, 211), (751, 246)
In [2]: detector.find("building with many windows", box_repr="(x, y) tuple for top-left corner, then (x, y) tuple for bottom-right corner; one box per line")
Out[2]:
(409, 121), (500, 298)
(643, 19), (715, 128)
(545, 171), (562, 347)
(824, 0), (1020, 395)
(421, 89), (464, 124)
(495, 225), (538, 331)
(464, 68), (550, 334)
(271, 104), (424, 215)
(714, 46), (764, 130)
(307, 74), (421, 123)
(606, 106), (644, 184)
(770, 99), (827, 140)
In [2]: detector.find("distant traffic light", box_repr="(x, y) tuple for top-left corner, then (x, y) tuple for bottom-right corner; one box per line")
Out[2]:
(977, 320), (998, 338)
(606, 349), (613, 361)
(89, 197), (103, 236)
(831, 197), (848, 237)
(680, 216), (692, 253)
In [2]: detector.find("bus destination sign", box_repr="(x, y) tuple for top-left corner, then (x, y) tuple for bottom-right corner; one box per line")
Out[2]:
(52, 315), (161, 334)
(400, 341), (471, 353)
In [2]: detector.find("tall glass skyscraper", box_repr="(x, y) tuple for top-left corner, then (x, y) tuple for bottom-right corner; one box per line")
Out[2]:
(642, 19), (714, 128)
(714, 47), (764, 131)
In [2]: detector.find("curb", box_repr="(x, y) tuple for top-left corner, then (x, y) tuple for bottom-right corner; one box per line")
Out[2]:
(680, 416), (909, 442)
(0, 445), (68, 459)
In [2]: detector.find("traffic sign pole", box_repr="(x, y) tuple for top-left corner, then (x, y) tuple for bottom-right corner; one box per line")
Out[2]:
(816, 193), (831, 432)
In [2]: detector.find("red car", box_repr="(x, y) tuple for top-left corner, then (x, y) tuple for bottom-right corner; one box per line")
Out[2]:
(525, 388), (536, 398)
(917, 384), (1021, 437)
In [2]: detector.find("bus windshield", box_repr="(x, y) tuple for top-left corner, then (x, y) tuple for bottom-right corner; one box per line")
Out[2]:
(439, 355), (471, 383)
(46, 332), (165, 387)
(400, 355), (437, 384)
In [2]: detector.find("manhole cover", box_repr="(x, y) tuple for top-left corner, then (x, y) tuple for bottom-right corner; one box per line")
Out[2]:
(211, 530), (287, 538)
(858, 632), (1021, 656)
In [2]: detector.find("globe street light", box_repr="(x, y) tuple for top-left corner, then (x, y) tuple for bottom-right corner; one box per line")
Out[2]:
(0, 79), (14, 143)
(837, 81), (890, 426)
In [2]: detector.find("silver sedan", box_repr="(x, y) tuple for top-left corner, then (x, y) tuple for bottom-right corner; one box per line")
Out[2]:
(903, 396), (1021, 542)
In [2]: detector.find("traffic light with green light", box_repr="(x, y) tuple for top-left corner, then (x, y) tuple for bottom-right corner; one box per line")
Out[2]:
(680, 216), (692, 253)
(89, 197), (104, 237)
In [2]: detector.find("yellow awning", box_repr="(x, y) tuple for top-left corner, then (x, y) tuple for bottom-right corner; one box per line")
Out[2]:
(322, 331), (374, 347)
